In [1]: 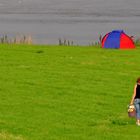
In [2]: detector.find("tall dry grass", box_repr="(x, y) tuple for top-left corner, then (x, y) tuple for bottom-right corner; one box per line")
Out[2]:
(0, 35), (33, 45)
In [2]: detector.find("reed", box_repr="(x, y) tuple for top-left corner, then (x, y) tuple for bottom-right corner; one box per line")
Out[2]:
(0, 35), (33, 45)
(58, 38), (74, 46)
(134, 38), (140, 46)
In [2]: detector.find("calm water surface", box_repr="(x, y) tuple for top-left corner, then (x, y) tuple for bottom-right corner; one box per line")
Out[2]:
(0, 0), (140, 45)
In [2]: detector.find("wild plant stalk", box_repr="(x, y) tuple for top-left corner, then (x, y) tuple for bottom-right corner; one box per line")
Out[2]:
(134, 38), (140, 46)
(59, 38), (74, 46)
(89, 35), (102, 46)
(0, 35), (33, 44)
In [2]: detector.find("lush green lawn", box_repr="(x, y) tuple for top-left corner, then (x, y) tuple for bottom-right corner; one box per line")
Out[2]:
(0, 44), (140, 140)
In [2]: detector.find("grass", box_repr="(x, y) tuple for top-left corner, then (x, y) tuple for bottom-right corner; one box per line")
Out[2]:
(0, 44), (140, 139)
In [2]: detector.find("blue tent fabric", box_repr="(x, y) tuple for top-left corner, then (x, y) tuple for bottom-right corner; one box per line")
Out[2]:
(104, 30), (123, 49)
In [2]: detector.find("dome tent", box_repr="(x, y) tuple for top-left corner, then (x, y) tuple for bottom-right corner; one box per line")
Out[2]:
(101, 30), (135, 49)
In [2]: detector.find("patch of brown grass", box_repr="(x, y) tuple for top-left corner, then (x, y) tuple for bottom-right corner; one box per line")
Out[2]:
(0, 131), (25, 140)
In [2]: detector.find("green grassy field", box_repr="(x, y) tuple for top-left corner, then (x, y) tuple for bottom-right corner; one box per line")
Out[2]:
(0, 44), (140, 140)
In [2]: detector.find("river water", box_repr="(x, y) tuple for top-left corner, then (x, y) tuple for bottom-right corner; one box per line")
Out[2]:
(0, 0), (140, 45)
